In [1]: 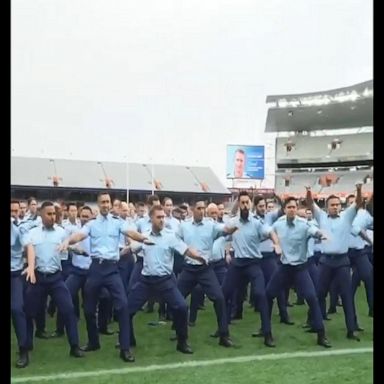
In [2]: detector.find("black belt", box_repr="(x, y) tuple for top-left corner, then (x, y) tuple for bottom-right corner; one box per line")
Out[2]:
(324, 253), (348, 259)
(92, 258), (118, 265)
(36, 270), (61, 277)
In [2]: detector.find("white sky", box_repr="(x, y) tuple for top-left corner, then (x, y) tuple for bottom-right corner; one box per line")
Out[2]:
(11, 0), (372, 189)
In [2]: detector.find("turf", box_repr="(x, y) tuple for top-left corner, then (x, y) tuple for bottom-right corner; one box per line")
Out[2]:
(11, 286), (373, 383)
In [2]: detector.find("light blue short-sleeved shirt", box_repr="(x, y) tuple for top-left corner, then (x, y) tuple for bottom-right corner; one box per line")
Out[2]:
(136, 215), (152, 233)
(80, 214), (132, 261)
(24, 224), (68, 273)
(178, 218), (226, 265)
(71, 236), (92, 270)
(19, 216), (42, 244)
(11, 221), (24, 272)
(140, 228), (188, 276)
(273, 216), (319, 265)
(313, 203), (357, 254)
(118, 217), (137, 248)
(351, 209), (373, 247)
(255, 210), (280, 253)
(228, 215), (272, 259)
(165, 215), (180, 233)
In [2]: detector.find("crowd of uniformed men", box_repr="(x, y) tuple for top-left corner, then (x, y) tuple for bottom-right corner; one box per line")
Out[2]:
(11, 184), (373, 368)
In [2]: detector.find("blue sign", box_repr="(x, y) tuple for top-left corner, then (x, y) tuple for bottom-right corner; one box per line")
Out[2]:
(226, 145), (265, 179)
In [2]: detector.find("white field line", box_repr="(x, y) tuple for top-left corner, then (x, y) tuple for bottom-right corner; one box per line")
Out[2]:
(12, 347), (373, 383)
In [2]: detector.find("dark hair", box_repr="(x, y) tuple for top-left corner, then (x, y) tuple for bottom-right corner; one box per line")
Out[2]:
(27, 196), (37, 205)
(326, 195), (341, 205)
(238, 191), (250, 201)
(41, 201), (54, 210)
(11, 199), (20, 206)
(235, 148), (246, 156)
(97, 192), (110, 200)
(179, 204), (188, 211)
(146, 194), (160, 206)
(149, 204), (164, 217)
(162, 197), (172, 205)
(346, 194), (355, 201)
(136, 201), (145, 208)
(67, 202), (77, 210)
(284, 197), (298, 208)
(81, 206), (93, 214)
(253, 195), (265, 206)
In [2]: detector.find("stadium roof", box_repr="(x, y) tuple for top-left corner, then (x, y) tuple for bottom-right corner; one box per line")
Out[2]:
(265, 80), (373, 132)
(11, 157), (231, 195)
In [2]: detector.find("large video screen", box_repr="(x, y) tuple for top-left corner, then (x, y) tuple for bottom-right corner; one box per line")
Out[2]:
(226, 145), (265, 179)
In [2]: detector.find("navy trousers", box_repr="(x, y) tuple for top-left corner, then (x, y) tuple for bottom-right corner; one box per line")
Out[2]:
(24, 271), (79, 348)
(178, 265), (229, 336)
(128, 275), (188, 345)
(83, 260), (129, 350)
(350, 247), (373, 324)
(260, 253), (289, 321)
(266, 262), (324, 331)
(128, 257), (144, 291)
(11, 271), (30, 349)
(189, 259), (227, 323)
(317, 255), (356, 332)
(118, 254), (135, 297)
(306, 256), (320, 326)
(222, 259), (270, 334)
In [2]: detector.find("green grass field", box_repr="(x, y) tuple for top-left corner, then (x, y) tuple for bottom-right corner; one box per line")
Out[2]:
(11, 287), (373, 384)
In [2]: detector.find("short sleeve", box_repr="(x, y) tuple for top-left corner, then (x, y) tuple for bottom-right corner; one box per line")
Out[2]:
(170, 234), (188, 255)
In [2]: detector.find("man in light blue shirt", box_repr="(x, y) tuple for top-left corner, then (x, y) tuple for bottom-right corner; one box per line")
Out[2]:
(306, 184), (363, 341)
(350, 205), (374, 320)
(253, 195), (291, 326)
(22, 201), (85, 362)
(11, 200), (33, 368)
(59, 192), (152, 362)
(126, 205), (206, 360)
(266, 198), (331, 348)
(176, 200), (237, 348)
(221, 191), (281, 348)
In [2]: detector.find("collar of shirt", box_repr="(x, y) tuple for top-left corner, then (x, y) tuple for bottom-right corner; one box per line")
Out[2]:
(192, 220), (204, 226)
(150, 230), (162, 237)
(42, 224), (56, 231)
(286, 217), (296, 226)
(327, 214), (340, 218)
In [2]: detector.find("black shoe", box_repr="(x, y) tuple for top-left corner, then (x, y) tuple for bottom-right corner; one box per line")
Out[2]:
(16, 350), (29, 368)
(169, 335), (178, 341)
(50, 330), (64, 338)
(369, 309), (373, 318)
(264, 333), (276, 348)
(305, 328), (317, 333)
(70, 346), (85, 358)
(327, 308), (337, 314)
(188, 321), (196, 327)
(302, 323), (311, 329)
(210, 330), (220, 338)
(80, 344), (100, 352)
(252, 329), (263, 338)
(231, 314), (243, 320)
(317, 336), (332, 348)
(295, 299), (305, 305)
(219, 336), (234, 347)
(35, 330), (50, 339)
(324, 316), (332, 321)
(286, 302), (294, 307)
(120, 350), (135, 362)
(99, 328), (114, 335)
(356, 326), (364, 332)
(280, 318), (295, 325)
(347, 331), (360, 341)
(177, 341), (193, 354)
(158, 314), (167, 322)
